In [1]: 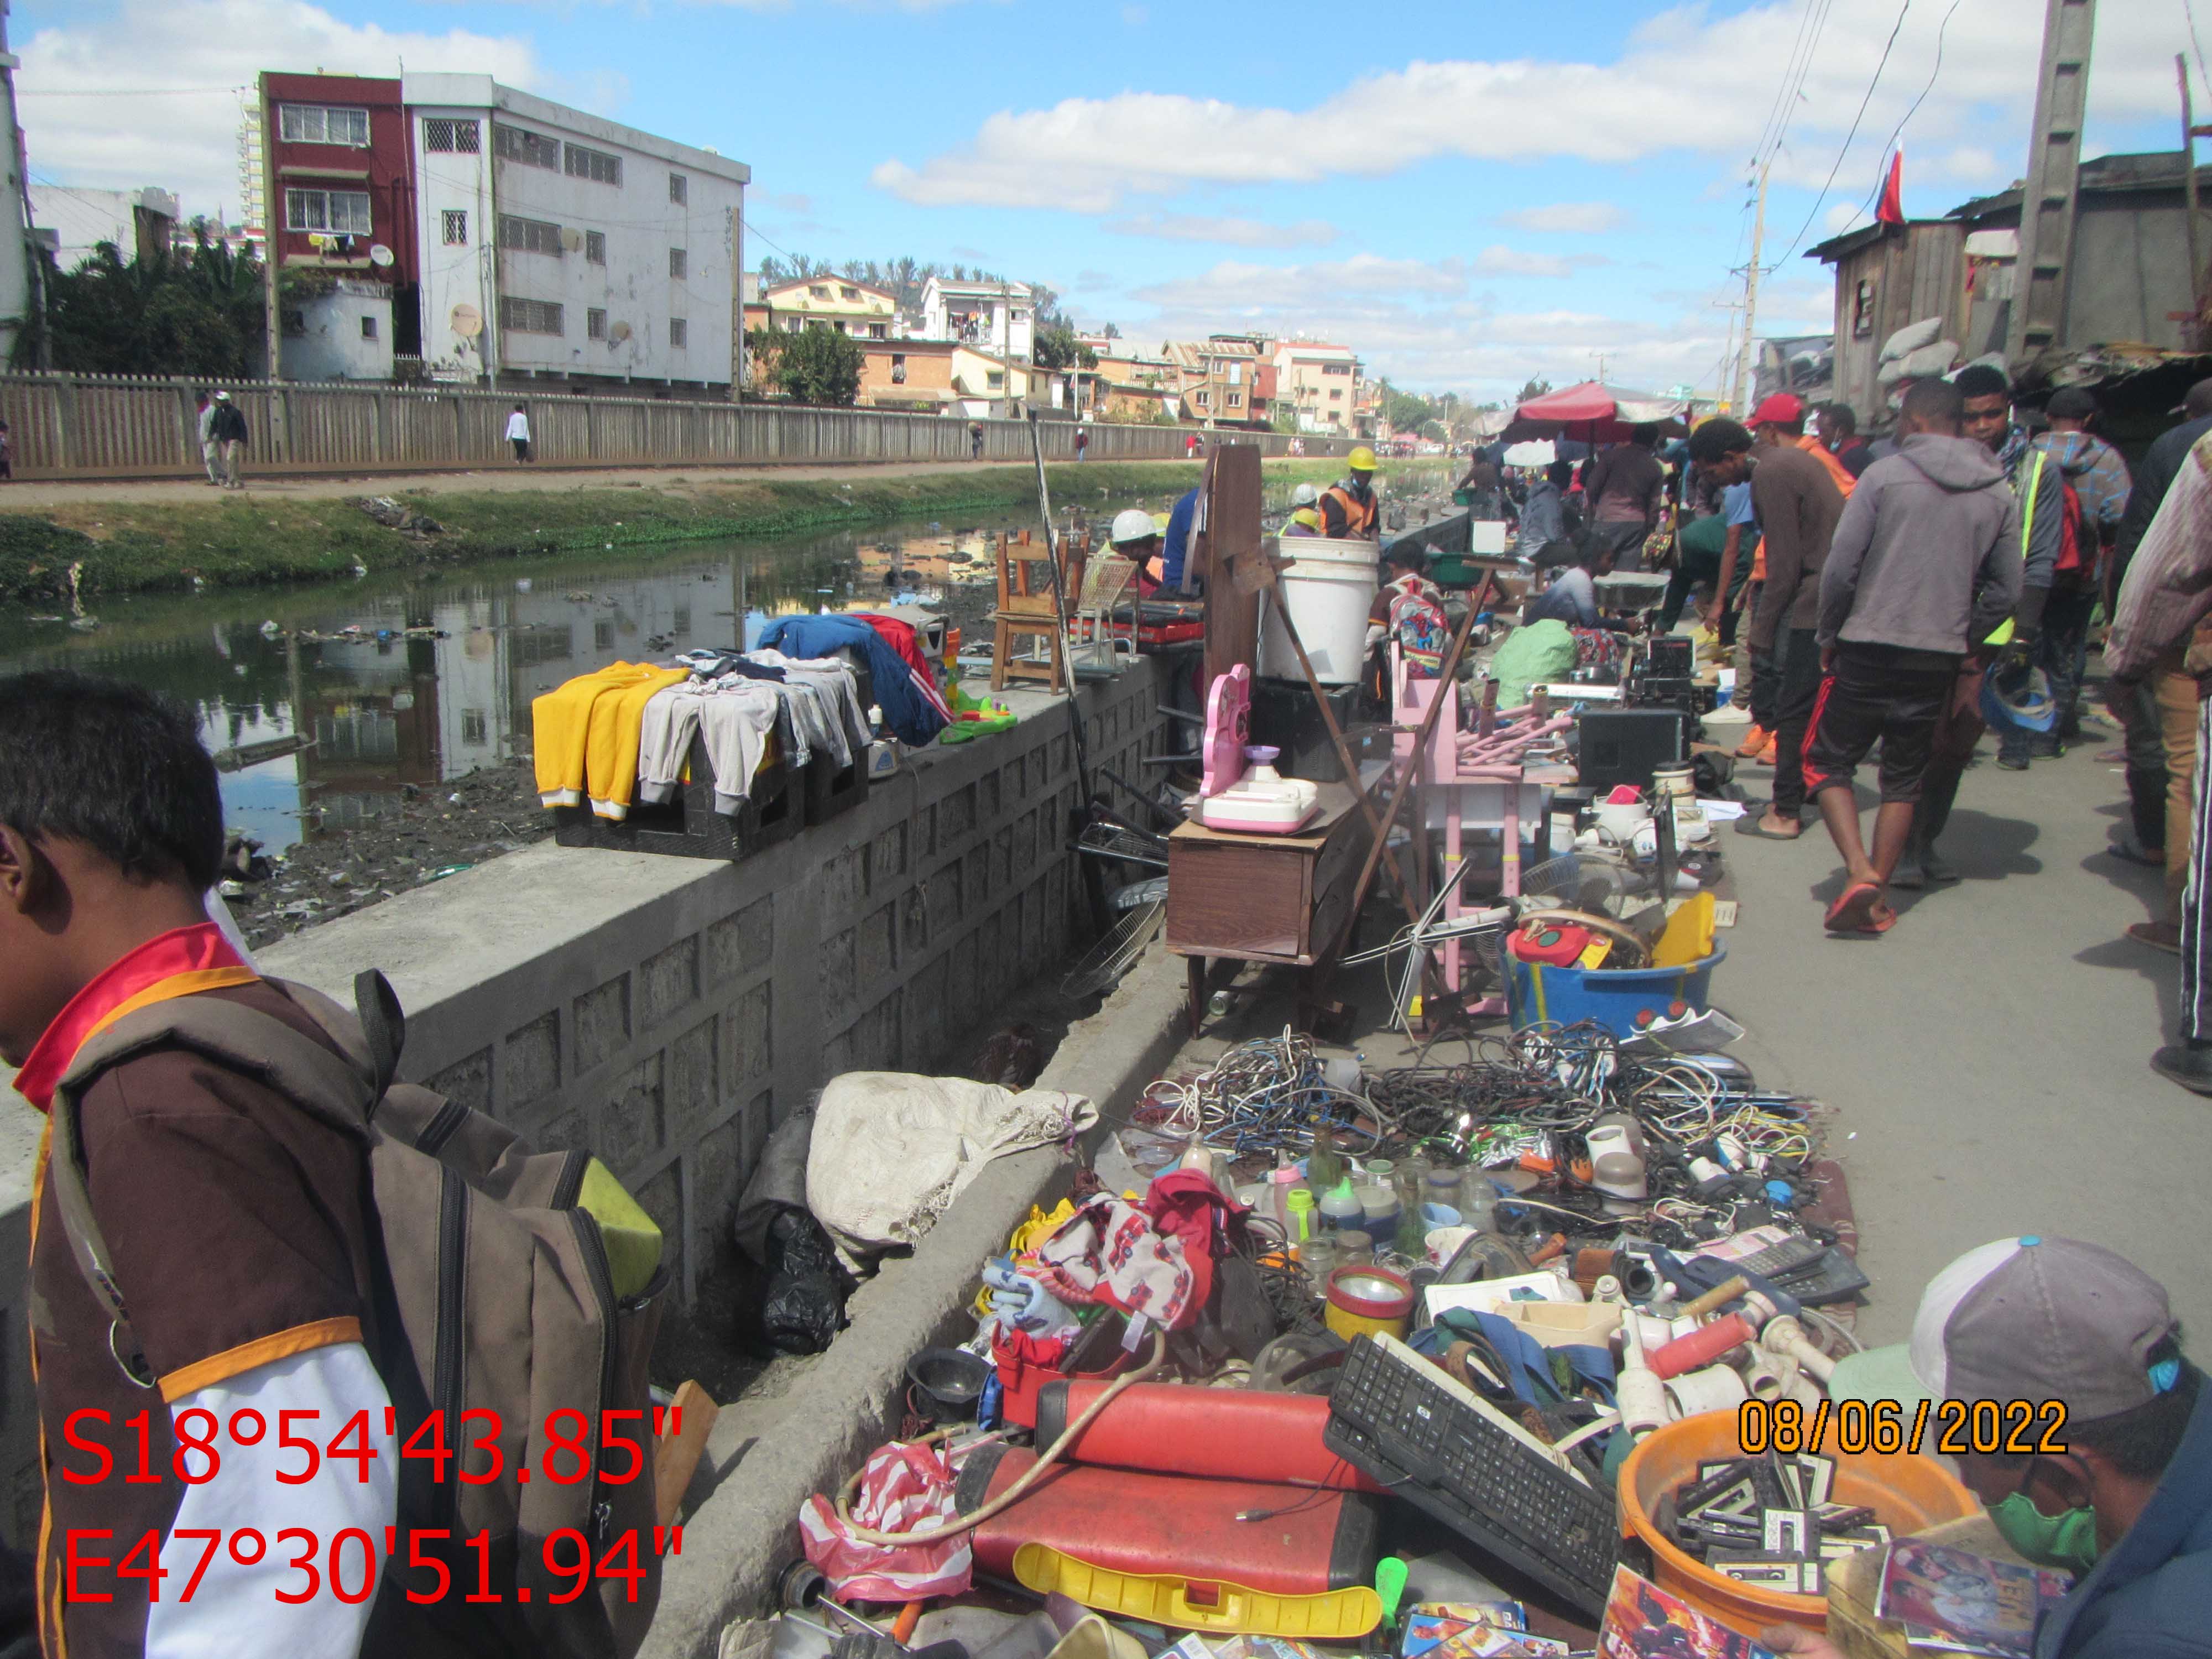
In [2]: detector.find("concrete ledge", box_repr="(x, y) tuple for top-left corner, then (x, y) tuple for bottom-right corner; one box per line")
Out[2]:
(639, 943), (1190, 1659)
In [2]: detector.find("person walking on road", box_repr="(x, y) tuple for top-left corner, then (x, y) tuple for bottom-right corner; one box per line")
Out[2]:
(2104, 379), (2212, 907)
(1074, 425), (1089, 462)
(1689, 416), (1843, 842)
(195, 391), (220, 486)
(208, 391), (248, 490)
(2104, 429), (2212, 1090)
(1799, 378), (2021, 933)
(1581, 422), (1665, 572)
(2027, 385), (2130, 748)
(505, 404), (533, 463)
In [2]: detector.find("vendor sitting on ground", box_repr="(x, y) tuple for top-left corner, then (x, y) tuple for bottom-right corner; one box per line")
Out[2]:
(1366, 544), (1450, 678)
(1522, 538), (1615, 629)
(1776, 1237), (2211, 1659)
(1110, 507), (1166, 594)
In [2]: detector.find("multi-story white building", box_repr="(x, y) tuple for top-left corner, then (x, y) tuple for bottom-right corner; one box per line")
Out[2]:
(1273, 340), (1362, 434)
(26, 185), (179, 273)
(401, 74), (748, 395)
(917, 276), (1033, 359)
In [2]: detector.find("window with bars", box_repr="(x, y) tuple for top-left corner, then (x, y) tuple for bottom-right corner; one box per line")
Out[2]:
(423, 118), (480, 154)
(586, 230), (607, 265)
(668, 247), (686, 280)
(499, 214), (564, 257)
(285, 189), (373, 236)
(493, 124), (560, 170)
(669, 318), (688, 348)
(564, 143), (622, 186)
(669, 173), (687, 205)
(499, 296), (565, 335)
(280, 105), (369, 147)
(441, 210), (468, 246)
(588, 309), (608, 341)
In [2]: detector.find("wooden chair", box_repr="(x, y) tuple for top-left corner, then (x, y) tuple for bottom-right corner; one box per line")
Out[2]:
(991, 530), (1088, 692)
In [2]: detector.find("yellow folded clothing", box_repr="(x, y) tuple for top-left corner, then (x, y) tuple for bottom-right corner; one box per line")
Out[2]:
(532, 662), (689, 816)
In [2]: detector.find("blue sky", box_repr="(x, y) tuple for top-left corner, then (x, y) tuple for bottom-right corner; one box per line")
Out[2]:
(18, 0), (2204, 398)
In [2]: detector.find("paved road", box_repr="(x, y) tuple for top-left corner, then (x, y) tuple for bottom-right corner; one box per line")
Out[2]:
(1714, 722), (2209, 1346)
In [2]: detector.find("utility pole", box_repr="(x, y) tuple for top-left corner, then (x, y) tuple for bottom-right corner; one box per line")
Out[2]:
(257, 74), (282, 389)
(1590, 349), (1609, 383)
(2006, 0), (2098, 369)
(2180, 54), (2212, 348)
(998, 278), (1012, 420)
(1734, 160), (1769, 413)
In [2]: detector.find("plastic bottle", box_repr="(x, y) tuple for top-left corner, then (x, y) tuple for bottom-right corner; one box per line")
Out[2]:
(1307, 1124), (1345, 1193)
(1318, 1178), (1363, 1234)
(1357, 1181), (1400, 1244)
(1457, 1167), (1498, 1233)
(1283, 1185), (1316, 1244)
(1421, 1165), (1462, 1211)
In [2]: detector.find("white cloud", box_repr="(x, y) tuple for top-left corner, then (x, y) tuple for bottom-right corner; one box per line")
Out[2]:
(1824, 202), (1870, 234)
(18, 0), (544, 221)
(1472, 245), (1609, 279)
(1496, 201), (1626, 234)
(1103, 213), (1338, 249)
(873, 0), (2186, 211)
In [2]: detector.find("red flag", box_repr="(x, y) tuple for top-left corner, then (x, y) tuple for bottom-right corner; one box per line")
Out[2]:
(1875, 149), (1905, 225)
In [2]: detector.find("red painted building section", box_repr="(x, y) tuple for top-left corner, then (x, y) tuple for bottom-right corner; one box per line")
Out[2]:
(258, 72), (420, 354)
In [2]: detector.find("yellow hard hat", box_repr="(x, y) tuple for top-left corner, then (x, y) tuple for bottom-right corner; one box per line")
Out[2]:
(1349, 445), (1378, 471)
(1291, 507), (1321, 531)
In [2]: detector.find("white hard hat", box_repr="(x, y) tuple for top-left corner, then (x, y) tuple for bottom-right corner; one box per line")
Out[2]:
(1110, 508), (1158, 545)
(1292, 482), (1319, 507)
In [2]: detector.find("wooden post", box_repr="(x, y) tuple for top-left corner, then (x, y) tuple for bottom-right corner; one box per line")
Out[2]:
(2184, 54), (2206, 346)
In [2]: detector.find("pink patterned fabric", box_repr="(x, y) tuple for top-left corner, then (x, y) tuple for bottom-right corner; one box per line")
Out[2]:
(799, 1439), (972, 1600)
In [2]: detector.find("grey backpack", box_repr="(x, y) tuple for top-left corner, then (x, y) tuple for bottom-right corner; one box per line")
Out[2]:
(50, 970), (668, 1658)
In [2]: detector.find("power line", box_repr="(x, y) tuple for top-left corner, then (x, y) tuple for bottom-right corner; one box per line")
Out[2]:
(1771, 0), (1916, 267)
(2186, 0), (2212, 98)
(18, 86), (245, 97)
(1855, 0), (1965, 218)
(1749, 0), (1829, 169)
(1757, 0), (1839, 173)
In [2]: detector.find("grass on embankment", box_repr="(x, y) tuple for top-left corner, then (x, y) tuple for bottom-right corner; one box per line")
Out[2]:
(0, 457), (1447, 606)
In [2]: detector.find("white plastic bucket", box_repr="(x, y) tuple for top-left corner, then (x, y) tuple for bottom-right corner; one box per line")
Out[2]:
(1259, 536), (1380, 685)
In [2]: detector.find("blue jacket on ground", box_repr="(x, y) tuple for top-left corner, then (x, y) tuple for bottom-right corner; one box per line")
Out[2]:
(754, 614), (949, 748)
(2038, 1383), (2212, 1658)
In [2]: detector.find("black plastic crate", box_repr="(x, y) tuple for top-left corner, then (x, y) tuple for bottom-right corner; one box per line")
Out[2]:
(551, 732), (797, 860)
(802, 746), (871, 826)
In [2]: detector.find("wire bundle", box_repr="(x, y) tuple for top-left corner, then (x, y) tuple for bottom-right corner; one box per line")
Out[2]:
(1149, 1027), (1378, 1160)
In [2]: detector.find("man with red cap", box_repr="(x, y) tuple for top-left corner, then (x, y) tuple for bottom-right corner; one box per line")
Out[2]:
(1751, 391), (1858, 501)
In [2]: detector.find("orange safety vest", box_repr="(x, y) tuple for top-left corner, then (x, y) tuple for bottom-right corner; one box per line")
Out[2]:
(1319, 483), (1378, 538)
(1796, 432), (1858, 499)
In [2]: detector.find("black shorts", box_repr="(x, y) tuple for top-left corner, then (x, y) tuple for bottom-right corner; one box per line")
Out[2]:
(1801, 642), (1963, 804)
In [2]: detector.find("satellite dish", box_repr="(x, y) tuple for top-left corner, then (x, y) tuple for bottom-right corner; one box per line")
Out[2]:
(560, 227), (583, 252)
(369, 243), (394, 268)
(609, 321), (632, 344)
(450, 302), (483, 340)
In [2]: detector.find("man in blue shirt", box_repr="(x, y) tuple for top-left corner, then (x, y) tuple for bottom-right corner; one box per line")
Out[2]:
(1161, 487), (1202, 592)
(1783, 1238), (2212, 1659)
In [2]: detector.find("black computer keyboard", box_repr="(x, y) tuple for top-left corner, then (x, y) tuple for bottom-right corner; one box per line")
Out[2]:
(1323, 1333), (1618, 1618)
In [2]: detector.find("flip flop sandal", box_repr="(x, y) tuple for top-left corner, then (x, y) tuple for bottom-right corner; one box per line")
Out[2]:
(1734, 817), (1802, 840)
(1824, 881), (1884, 934)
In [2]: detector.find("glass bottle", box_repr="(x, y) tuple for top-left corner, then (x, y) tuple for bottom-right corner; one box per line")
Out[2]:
(1458, 1166), (1497, 1233)
(1307, 1123), (1345, 1194)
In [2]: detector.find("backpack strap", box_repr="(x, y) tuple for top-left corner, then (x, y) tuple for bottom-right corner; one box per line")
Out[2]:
(48, 985), (384, 1388)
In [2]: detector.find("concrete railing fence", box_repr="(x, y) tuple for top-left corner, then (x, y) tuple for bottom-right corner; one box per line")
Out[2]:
(0, 372), (1364, 482)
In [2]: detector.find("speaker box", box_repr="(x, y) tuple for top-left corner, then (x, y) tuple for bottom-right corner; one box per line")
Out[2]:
(1577, 707), (1686, 795)
(1644, 635), (1695, 677)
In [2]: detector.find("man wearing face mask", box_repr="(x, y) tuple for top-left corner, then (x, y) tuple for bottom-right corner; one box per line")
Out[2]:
(1770, 1237), (2211, 1659)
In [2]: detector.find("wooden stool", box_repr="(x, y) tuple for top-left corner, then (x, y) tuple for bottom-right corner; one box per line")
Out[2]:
(990, 530), (1088, 693)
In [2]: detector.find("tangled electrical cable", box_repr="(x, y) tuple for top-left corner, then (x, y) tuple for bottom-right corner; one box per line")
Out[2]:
(1149, 1027), (1380, 1159)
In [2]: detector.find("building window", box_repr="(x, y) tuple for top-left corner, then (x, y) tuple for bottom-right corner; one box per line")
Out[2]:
(1322, 362), (1351, 375)
(498, 214), (564, 258)
(1853, 278), (1877, 339)
(1227, 392), (1242, 409)
(1194, 389), (1211, 408)
(441, 209), (468, 246)
(586, 230), (606, 265)
(498, 295), (565, 335)
(587, 308), (608, 341)
(564, 143), (622, 186)
(669, 172), (687, 205)
(840, 285), (860, 300)
(360, 315), (378, 341)
(280, 104), (369, 147)
(462, 709), (488, 746)
(987, 371), (1004, 390)
(492, 124), (560, 170)
(423, 118), (480, 154)
(1329, 388), (1343, 400)
(891, 353), (907, 384)
(869, 322), (888, 340)
(285, 188), (372, 236)
(669, 317), (688, 348)
(668, 247), (687, 279)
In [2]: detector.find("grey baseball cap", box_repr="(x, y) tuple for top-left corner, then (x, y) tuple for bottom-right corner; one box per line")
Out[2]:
(1830, 1237), (2179, 1420)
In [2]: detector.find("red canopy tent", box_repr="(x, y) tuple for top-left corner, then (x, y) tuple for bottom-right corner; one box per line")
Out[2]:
(1502, 380), (1689, 445)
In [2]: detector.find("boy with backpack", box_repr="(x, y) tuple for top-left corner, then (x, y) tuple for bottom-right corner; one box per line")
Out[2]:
(1, 672), (664, 1658)
(2033, 387), (2132, 748)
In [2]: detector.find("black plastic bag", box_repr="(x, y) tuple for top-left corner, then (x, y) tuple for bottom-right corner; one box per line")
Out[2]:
(759, 1210), (854, 1357)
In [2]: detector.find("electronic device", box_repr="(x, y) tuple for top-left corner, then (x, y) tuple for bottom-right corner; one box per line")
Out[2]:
(1575, 707), (1685, 795)
(1644, 635), (1695, 677)
(1713, 1239), (1871, 1306)
(1322, 1332), (1616, 1617)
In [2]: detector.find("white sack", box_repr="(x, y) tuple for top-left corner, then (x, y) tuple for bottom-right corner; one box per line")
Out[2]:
(1879, 316), (1944, 362)
(806, 1072), (1097, 1266)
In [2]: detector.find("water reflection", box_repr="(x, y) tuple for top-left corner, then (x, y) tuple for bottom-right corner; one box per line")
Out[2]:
(0, 507), (1139, 853)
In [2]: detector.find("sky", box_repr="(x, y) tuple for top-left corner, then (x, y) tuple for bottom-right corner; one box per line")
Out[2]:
(15, 0), (2210, 400)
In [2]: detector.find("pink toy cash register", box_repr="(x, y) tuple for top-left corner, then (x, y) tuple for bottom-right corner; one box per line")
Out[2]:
(1194, 665), (1321, 834)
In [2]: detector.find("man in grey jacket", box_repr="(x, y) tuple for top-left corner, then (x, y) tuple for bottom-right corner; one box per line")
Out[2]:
(1801, 378), (2021, 934)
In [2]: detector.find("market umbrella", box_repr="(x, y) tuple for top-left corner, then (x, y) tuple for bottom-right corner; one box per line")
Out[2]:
(1503, 380), (1688, 444)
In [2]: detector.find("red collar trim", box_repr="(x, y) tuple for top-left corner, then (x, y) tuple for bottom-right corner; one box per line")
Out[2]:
(12, 924), (253, 1113)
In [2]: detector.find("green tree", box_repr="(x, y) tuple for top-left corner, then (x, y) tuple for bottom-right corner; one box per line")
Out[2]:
(1032, 321), (1097, 371)
(1380, 381), (1436, 434)
(24, 228), (267, 376)
(755, 322), (864, 405)
(1515, 376), (1552, 403)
